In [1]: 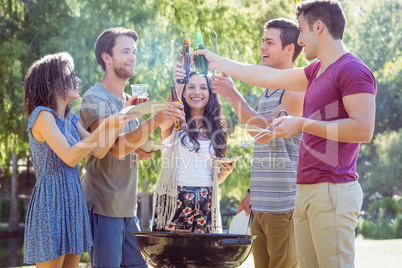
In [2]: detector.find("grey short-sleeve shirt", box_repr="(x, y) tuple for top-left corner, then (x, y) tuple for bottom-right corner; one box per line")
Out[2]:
(79, 83), (139, 217)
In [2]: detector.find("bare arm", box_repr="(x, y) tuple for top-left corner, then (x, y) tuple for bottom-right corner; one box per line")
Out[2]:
(160, 61), (190, 141)
(77, 113), (138, 159)
(211, 74), (304, 143)
(193, 49), (309, 92)
(217, 162), (235, 184)
(172, 61), (185, 97)
(273, 93), (375, 143)
(32, 111), (137, 167)
(90, 103), (184, 159)
(236, 192), (251, 216)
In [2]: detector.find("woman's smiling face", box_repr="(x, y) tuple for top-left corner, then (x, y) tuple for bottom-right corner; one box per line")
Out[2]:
(183, 75), (210, 111)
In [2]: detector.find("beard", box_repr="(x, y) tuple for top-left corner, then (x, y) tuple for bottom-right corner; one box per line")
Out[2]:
(113, 64), (135, 79)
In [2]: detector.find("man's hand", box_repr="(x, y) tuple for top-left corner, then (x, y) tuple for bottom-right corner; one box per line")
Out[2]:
(271, 116), (305, 139)
(236, 192), (252, 216)
(211, 73), (235, 99)
(135, 148), (154, 161)
(192, 49), (220, 71)
(125, 95), (138, 107)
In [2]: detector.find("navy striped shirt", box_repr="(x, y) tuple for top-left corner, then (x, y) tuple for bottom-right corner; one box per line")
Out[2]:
(250, 89), (302, 213)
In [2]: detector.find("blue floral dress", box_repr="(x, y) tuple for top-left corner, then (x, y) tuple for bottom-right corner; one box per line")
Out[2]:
(24, 106), (92, 264)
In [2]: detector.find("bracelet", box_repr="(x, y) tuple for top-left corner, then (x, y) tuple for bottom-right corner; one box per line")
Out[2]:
(247, 188), (250, 193)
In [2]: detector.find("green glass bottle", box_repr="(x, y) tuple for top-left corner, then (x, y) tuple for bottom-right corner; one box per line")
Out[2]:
(194, 31), (208, 76)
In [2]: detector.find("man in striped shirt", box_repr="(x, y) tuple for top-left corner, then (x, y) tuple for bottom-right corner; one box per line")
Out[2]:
(211, 18), (304, 268)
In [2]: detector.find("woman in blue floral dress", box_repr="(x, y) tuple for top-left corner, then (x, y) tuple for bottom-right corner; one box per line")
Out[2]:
(23, 52), (139, 267)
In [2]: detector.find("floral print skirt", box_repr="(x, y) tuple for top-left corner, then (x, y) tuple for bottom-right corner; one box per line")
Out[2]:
(153, 186), (213, 233)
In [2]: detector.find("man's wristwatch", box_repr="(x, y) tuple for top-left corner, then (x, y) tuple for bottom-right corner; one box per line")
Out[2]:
(247, 188), (250, 193)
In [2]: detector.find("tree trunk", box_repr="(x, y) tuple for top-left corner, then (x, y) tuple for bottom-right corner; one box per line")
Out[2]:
(9, 151), (20, 230)
(26, 154), (30, 185)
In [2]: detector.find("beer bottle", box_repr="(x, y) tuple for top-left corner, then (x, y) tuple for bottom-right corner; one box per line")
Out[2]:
(171, 86), (187, 130)
(177, 39), (191, 84)
(194, 31), (208, 76)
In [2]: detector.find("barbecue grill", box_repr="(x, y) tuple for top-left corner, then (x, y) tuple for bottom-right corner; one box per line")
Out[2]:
(134, 231), (256, 268)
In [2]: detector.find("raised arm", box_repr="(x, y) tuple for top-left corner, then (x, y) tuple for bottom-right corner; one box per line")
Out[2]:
(211, 74), (304, 143)
(172, 61), (185, 98)
(89, 102), (184, 159)
(32, 111), (137, 167)
(193, 49), (309, 92)
(159, 61), (189, 141)
(76, 112), (139, 159)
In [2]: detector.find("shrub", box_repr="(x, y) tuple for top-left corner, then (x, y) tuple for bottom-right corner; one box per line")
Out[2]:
(356, 196), (402, 239)
(0, 197), (26, 223)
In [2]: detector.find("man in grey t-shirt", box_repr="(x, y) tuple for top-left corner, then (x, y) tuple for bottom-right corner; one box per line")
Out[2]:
(79, 27), (183, 268)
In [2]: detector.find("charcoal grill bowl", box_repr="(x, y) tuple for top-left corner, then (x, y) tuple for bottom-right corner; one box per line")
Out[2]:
(134, 231), (256, 268)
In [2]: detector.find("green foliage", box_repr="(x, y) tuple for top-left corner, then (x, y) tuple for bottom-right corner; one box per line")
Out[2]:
(359, 129), (402, 200)
(80, 252), (91, 264)
(0, 197), (25, 223)
(0, 1), (29, 172)
(220, 124), (254, 203)
(373, 58), (402, 133)
(356, 196), (402, 239)
(342, 0), (401, 73)
(368, 197), (401, 217)
(0, 0), (401, 222)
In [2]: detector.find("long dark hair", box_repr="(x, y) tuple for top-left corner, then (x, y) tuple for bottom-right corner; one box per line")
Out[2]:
(24, 52), (75, 118)
(180, 72), (228, 158)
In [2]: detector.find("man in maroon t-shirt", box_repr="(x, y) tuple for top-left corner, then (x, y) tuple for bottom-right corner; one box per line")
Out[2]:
(193, 0), (376, 267)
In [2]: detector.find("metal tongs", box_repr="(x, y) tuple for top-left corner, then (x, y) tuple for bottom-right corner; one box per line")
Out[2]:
(238, 110), (288, 148)
(209, 29), (219, 75)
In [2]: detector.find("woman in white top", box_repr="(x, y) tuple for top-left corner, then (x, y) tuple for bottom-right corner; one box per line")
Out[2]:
(153, 69), (234, 233)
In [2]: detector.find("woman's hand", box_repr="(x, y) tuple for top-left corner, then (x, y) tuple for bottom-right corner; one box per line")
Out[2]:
(104, 112), (140, 129)
(173, 61), (186, 84)
(217, 161), (235, 184)
(219, 161), (235, 173)
(135, 148), (154, 161)
(155, 102), (185, 127)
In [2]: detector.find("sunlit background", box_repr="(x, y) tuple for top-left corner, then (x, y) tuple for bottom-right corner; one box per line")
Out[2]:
(0, 0), (401, 266)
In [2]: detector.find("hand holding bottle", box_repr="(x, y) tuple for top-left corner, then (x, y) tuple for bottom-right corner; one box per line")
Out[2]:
(171, 85), (187, 130)
(173, 61), (186, 85)
(194, 31), (208, 76)
(177, 39), (191, 84)
(192, 48), (220, 71)
(154, 102), (185, 127)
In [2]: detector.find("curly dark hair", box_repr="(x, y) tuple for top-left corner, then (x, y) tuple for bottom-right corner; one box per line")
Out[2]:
(24, 52), (75, 118)
(180, 72), (228, 158)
